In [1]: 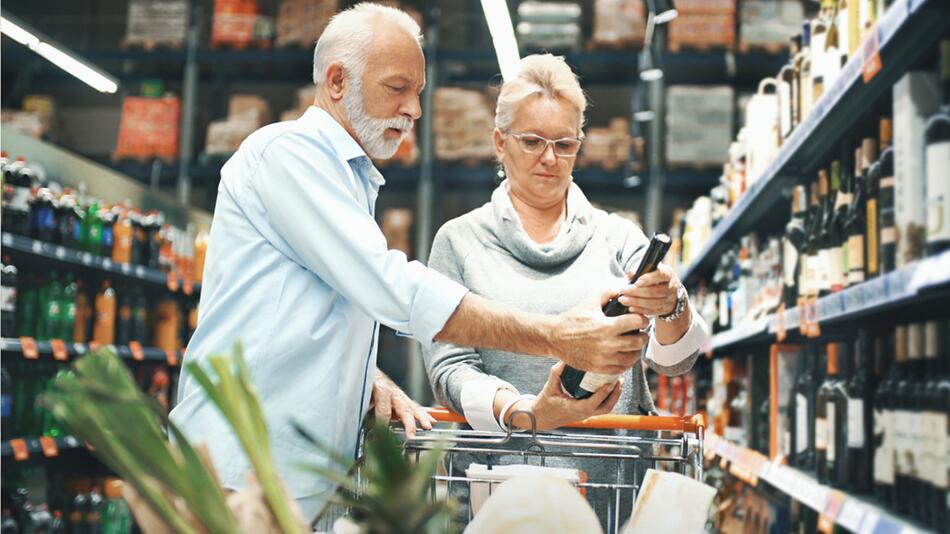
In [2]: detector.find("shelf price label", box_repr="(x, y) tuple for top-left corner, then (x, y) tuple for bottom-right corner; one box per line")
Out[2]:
(167, 271), (180, 292)
(861, 25), (883, 84)
(9, 439), (28, 461)
(39, 437), (59, 458)
(776, 303), (787, 342)
(818, 490), (846, 533)
(165, 349), (179, 367)
(129, 341), (145, 362)
(88, 341), (101, 352)
(19, 337), (39, 359)
(50, 339), (68, 361)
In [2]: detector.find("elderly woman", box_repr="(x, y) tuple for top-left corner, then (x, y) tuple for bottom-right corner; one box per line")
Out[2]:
(424, 54), (710, 529)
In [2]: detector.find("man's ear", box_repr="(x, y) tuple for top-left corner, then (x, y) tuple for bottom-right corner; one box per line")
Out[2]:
(324, 62), (347, 101)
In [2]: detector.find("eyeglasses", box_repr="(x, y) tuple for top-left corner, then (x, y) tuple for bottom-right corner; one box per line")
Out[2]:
(507, 132), (583, 158)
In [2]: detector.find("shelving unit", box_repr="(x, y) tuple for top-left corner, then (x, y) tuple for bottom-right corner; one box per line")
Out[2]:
(1, 436), (85, 461)
(2, 232), (199, 295)
(705, 433), (929, 534)
(678, 0), (950, 285)
(706, 249), (950, 353)
(0, 338), (181, 366)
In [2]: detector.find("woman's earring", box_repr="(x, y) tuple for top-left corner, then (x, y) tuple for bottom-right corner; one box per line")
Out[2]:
(496, 165), (506, 180)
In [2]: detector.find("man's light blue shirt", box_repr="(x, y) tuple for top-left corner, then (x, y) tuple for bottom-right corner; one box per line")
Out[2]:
(169, 107), (468, 507)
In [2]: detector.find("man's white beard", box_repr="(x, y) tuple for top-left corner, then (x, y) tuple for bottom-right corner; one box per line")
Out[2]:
(343, 76), (413, 160)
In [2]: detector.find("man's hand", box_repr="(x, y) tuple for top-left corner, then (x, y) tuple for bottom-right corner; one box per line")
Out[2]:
(553, 289), (649, 374)
(617, 263), (681, 317)
(507, 362), (623, 432)
(371, 370), (435, 438)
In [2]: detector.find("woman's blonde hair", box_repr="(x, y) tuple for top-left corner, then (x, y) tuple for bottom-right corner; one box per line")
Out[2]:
(495, 54), (587, 135)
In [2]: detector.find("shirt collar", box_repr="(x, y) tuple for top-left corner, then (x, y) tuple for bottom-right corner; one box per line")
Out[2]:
(497, 178), (591, 225)
(300, 106), (367, 163)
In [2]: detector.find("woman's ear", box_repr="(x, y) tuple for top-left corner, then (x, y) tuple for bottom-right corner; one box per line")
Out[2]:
(493, 129), (506, 164)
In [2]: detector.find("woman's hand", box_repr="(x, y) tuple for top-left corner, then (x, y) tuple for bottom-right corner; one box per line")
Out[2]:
(616, 263), (681, 318)
(506, 362), (623, 432)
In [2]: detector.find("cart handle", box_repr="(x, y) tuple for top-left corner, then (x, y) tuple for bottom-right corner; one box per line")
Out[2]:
(425, 407), (704, 434)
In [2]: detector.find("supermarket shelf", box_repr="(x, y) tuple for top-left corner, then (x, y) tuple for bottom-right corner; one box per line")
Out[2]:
(1, 436), (84, 461)
(0, 337), (182, 366)
(705, 433), (928, 534)
(706, 249), (950, 352)
(1, 232), (199, 295)
(678, 0), (950, 285)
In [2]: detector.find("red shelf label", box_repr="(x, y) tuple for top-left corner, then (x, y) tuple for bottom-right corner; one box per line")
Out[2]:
(9, 439), (28, 461)
(50, 339), (68, 361)
(39, 437), (59, 458)
(19, 337), (39, 359)
(167, 271), (180, 292)
(129, 341), (145, 361)
(165, 350), (179, 367)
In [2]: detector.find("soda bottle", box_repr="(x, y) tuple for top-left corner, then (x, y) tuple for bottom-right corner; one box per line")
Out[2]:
(37, 272), (62, 341)
(86, 486), (103, 534)
(31, 188), (58, 243)
(51, 510), (66, 534)
(99, 204), (115, 259)
(130, 210), (146, 265)
(115, 287), (132, 346)
(83, 201), (103, 256)
(101, 479), (131, 534)
(73, 280), (90, 344)
(59, 274), (78, 342)
(92, 281), (116, 345)
(56, 191), (82, 249)
(111, 207), (133, 265)
(17, 273), (39, 338)
(130, 287), (149, 345)
(1, 367), (11, 437)
(2, 257), (18, 336)
(68, 491), (88, 534)
(3, 157), (33, 236)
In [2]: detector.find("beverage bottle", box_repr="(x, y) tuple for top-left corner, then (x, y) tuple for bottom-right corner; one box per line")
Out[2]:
(2, 257), (18, 336)
(59, 274), (78, 342)
(1, 367), (11, 437)
(17, 273), (38, 338)
(115, 287), (132, 346)
(51, 510), (66, 534)
(130, 287), (149, 345)
(82, 200), (103, 255)
(68, 491), (88, 534)
(37, 272), (62, 341)
(100, 205), (115, 259)
(85, 486), (103, 534)
(73, 280), (90, 344)
(0, 509), (17, 534)
(92, 281), (116, 346)
(111, 207), (133, 265)
(101, 479), (131, 534)
(56, 191), (82, 249)
(32, 188), (58, 243)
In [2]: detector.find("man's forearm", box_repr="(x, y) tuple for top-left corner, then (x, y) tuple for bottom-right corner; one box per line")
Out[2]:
(434, 293), (556, 358)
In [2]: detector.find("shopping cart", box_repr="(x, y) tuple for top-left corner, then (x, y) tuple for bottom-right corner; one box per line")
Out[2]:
(314, 407), (705, 534)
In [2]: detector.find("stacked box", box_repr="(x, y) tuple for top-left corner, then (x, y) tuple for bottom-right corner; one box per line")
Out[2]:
(590, 0), (645, 49)
(382, 208), (413, 257)
(434, 88), (495, 162)
(114, 96), (181, 161)
(665, 86), (734, 167)
(739, 0), (804, 50)
(205, 94), (272, 155)
(123, 0), (189, 48)
(578, 118), (631, 170)
(668, 0), (735, 52)
(275, 0), (339, 48)
(0, 110), (45, 139)
(210, 0), (272, 49)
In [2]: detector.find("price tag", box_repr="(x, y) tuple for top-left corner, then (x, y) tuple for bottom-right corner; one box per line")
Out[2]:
(129, 341), (145, 362)
(54, 246), (66, 259)
(167, 271), (180, 292)
(818, 490), (846, 533)
(121, 263), (131, 274)
(19, 337), (39, 359)
(183, 276), (194, 296)
(837, 499), (869, 532)
(135, 265), (145, 277)
(88, 341), (101, 352)
(50, 339), (68, 361)
(861, 25), (883, 83)
(102, 259), (112, 270)
(39, 436), (59, 457)
(858, 510), (881, 534)
(2, 233), (12, 246)
(776, 303), (787, 342)
(9, 439), (29, 461)
(165, 349), (179, 367)
(32, 240), (43, 254)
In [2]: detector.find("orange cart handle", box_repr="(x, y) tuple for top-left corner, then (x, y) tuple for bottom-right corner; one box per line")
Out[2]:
(425, 407), (704, 434)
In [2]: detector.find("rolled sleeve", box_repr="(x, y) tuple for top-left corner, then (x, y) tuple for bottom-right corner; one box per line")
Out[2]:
(407, 262), (469, 348)
(645, 309), (709, 371)
(460, 378), (518, 432)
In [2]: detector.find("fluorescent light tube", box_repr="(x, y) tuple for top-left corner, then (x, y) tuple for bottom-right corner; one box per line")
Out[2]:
(480, 0), (521, 80)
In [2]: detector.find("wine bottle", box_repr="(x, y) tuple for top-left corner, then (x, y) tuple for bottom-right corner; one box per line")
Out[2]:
(847, 145), (867, 286)
(802, 182), (821, 302)
(817, 170), (834, 298)
(862, 134), (879, 278)
(559, 233), (671, 399)
(795, 344), (819, 470)
(831, 340), (851, 489)
(846, 329), (875, 494)
(894, 324), (922, 516)
(839, 153), (855, 290)
(877, 117), (897, 274)
(919, 320), (942, 526)
(925, 40), (950, 256)
(816, 344), (838, 483)
(873, 327), (898, 509)
(784, 186), (809, 308)
(930, 317), (950, 530)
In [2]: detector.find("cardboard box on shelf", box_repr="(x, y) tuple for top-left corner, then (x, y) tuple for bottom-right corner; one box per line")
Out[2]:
(739, 0), (804, 51)
(666, 86), (734, 167)
(434, 88), (496, 162)
(210, 0), (272, 49)
(123, 0), (189, 49)
(113, 96), (181, 162)
(590, 0), (646, 49)
(667, 0), (735, 52)
(274, 0), (339, 48)
(578, 117), (631, 170)
(382, 208), (413, 257)
(204, 94), (273, 156)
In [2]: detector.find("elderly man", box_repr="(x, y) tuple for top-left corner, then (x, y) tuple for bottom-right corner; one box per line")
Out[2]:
(170, 3), (648, 519)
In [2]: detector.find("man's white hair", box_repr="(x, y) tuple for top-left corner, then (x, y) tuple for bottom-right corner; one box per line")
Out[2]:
(312, 3), (423, 86)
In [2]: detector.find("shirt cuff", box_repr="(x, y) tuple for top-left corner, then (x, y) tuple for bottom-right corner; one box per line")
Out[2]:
(460, 378), (518, 432)
(645, 309), (710, 367)
(407, 262), (469, 349)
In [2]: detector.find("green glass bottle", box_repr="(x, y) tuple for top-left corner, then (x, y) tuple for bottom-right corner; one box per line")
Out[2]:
(84, 201), (103, 255)
(37, 273), (62, 341)
(16, 274), (38, 338)
(58, 274), (78, 341)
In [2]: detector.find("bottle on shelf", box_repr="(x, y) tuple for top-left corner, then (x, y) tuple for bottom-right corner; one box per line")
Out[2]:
(99, 204), (115, 259)
(194, 229), (208, 283)
(102, 478), (132, 534)
(877, 116), (897, 274)
(929, 317), (950, 530)
(58, 274), (78, 342)
(783, 185), (808, 308)
(130, 286), (149, 345)
(2, 257), (18, 336)
(793, 344), (818, 470)
(56, 190), (82, 249)
(829, 340), (851, 489)
(918, 320), (945, 527)
(816, 345), (836, 483)
(0, 509), (16, 534)
(37, 272), (62, 341)
(73, 280), (91, 344)
(50, 510), (66, 534)
(86, 486), (104, 533)
(111, 206), (133, 265)
(92, 281), (116, 345)
(31, 188), (58, 244)
(115, 286), (133, 346)
(82, 200), (103, 256)
(845, 329), (875, 494)
(68, 491), (88, 534)
(925, 40), (950, 256)
(847, 144), (867, 286)
(893, 323), (921, 516)
(861, 133), (879, 279)
(2, 157), (33, 236)
(816, 170), (833, 298)
(1, 366), (11, 437)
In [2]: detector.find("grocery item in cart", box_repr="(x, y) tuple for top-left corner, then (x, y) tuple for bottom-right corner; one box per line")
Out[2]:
(622, 469), (715, 534)
(462, 473), (602, 534)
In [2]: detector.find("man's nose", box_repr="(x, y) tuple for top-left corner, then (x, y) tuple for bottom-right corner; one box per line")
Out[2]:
(401, 94), (422, 121)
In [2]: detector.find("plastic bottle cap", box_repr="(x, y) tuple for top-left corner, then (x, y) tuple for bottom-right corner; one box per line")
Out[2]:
(104, 479), (124, 499)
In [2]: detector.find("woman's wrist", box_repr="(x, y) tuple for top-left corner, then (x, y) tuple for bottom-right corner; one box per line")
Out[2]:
(507, 397), (540, 430)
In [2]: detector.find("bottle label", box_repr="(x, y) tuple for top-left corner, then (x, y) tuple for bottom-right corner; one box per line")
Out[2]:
(796, 393), (809, 454)
(578, 372), (620, 395)
(0, 285), (15, 312)
(826, 403), (836, 462)
(779, 81), (793, 137)
(937, 414), (950, 489)
(911, 411), (924, 481)
(829, 246), (844, 291)
(880, 226), (897, 245)
(816, 416), (828, 451)
(805, 254), (818, 297)
(874, 408), (895, 484)
(841, 242), (850, 288)
(866, 198), (878, 274)
(926, 141), (950, 245)
(847, 398), (865, 448)
(818, 249), (832, 292)
(894, 409), (913, 475)
(848, 234), (865, 284)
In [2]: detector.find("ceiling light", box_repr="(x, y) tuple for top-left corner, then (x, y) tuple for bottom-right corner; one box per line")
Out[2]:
(649, 0), (678, 24)
(480, 0), (521, 81)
